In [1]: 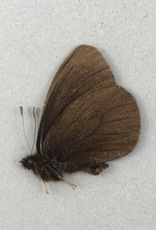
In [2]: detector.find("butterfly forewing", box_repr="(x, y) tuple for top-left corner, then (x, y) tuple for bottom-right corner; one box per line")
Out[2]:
(37, 45), (116, 155)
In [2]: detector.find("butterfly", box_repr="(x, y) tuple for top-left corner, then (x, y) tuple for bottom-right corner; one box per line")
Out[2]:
(20, 45), (140, 193)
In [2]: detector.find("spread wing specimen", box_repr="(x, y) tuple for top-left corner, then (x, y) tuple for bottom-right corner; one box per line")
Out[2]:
(21, 45), (140, 193)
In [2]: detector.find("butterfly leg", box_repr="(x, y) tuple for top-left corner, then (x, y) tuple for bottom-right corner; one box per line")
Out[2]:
(34, 162), (50, 194)
(46, 164), (76, 189)
(84, 163), (109, 175)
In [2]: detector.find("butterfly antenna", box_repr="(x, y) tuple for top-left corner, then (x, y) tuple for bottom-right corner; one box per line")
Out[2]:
(20, 106), (31, 154)
(31, 107), (37, 154)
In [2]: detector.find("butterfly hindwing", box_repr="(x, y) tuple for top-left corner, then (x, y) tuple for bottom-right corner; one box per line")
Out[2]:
(42, 84), (140, 169)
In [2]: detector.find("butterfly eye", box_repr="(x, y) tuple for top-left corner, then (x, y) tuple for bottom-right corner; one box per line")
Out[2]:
(27, 159), (33, 165)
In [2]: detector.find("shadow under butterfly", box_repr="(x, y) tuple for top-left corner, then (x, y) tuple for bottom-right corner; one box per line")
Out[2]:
(20, 45), (140, 194)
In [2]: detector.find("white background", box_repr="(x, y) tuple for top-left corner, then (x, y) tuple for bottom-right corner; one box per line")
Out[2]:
(0, 0), (156, 229)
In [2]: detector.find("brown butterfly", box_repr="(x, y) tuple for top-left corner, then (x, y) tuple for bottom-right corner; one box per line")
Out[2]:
(20, 45), (140, 193)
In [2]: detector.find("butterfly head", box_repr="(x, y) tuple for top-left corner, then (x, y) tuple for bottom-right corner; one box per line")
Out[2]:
(20, 155), (34, 170)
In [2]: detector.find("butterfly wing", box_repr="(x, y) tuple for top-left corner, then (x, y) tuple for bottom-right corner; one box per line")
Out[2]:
(42, 84), (140, 169)
(37, 45), (116, 155)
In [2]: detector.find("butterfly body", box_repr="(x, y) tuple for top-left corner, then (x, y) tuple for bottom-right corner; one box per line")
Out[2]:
(21, 45), (140, 190)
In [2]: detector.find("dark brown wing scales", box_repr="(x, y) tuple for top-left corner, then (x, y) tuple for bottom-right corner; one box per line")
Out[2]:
(43, 84), (140, 170)
(37, 44), (140, 173)
(37, 45), (115, 156)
